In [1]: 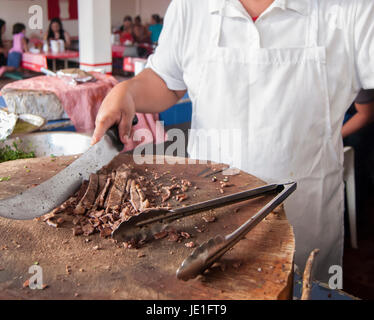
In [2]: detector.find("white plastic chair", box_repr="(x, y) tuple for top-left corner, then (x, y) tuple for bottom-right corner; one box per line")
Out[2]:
(343, 146), (358, 249)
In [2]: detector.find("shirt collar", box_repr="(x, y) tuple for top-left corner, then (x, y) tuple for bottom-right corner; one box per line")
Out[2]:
(209, 0), (225, 14)
(276, 0), (310, 16)
(209, 0), (310, 16)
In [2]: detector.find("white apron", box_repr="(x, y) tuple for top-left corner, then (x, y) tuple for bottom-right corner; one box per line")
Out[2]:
(188, 1), (344, 282)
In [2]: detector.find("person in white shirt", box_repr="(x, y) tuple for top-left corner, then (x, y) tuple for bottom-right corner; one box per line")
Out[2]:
(92, 0), (374, 282)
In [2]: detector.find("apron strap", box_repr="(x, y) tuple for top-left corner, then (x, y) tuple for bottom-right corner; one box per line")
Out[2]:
(214, 14), (224, 46)
(305, 0), (319, 48)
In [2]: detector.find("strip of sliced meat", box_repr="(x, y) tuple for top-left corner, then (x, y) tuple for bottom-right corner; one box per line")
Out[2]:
(105, 169), (130, 213)
(74, 174), (99, 214)
(129, 180), (141, 212)
(95, 176), (112, 208)
(75, 180), (89, 202)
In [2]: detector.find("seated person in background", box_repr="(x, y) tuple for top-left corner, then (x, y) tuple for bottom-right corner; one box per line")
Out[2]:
(133, 16), (150, 44)
(343, 89), (374, 228)
(342, 89), (374, 138)
(148, 14), (163, 44)
(44, 17), (71, 49)
(0, 19), (8, 76)
(0, 19), (7, 64)
(0, 23), (28, 77)
(120, 16), (134, 45)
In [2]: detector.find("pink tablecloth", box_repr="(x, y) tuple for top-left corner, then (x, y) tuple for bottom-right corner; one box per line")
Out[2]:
(3, 74), (166, 150)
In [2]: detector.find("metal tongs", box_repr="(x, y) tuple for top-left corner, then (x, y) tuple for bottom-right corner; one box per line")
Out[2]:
(112, 182), (297, 281)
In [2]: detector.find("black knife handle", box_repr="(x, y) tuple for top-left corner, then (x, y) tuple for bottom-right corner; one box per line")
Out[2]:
(106, 115), (138, 152)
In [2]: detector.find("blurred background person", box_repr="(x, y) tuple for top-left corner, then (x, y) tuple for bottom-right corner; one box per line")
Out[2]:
(120, 16), (134, 45)
(0, 19), (8, 73)
(44, 17), (71, 49)
(343, 89), (374, 231)
(133, 15), (150, 44)
(1, 23), (28, 77)
(148, 14), (162, 45)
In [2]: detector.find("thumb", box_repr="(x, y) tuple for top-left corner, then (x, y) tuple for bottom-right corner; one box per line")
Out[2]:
(118, 113), (134, 145)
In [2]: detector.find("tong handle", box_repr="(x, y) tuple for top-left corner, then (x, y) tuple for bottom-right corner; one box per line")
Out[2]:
(176, 182), (297, 281)
(207, 182), (297, 267)
(165, 183), (281, 223)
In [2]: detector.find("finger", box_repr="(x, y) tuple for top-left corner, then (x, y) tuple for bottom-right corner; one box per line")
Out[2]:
(91, 114), (115, 145)
(118, 113), (134, 145)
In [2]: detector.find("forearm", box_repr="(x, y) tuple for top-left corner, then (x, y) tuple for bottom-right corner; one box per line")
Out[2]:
(115, 68), (185, 113)
(342, 102), (374, 138)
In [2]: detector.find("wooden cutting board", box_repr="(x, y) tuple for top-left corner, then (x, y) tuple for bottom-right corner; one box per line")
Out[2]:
(0, 154), (295, 300)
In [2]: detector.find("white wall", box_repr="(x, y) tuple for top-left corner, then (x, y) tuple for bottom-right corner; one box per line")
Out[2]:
(111, 0), (136, 29)
(111, 0), (171, 29)
(136, 0), (171, 24)
(0, 0), (78, 40)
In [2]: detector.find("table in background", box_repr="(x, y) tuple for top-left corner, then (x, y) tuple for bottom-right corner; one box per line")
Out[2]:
(22, 51), (79, 72)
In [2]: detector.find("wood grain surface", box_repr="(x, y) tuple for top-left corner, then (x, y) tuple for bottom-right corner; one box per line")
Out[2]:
(0, 154), (295, 300)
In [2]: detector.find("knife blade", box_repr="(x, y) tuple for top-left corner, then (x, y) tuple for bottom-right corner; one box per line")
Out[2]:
(0, 116), (138, 220)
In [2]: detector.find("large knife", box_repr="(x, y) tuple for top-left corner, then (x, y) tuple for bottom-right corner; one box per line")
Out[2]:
(0, 116), (138, 220)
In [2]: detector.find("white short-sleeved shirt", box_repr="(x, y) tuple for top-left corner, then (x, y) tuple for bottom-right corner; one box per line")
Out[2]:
(147, 0), (374, 141)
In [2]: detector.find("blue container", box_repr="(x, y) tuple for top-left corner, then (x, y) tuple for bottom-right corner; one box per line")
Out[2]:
(159, 93), (192, 126)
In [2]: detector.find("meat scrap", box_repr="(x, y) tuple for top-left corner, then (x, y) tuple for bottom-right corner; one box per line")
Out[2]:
(185, 241), (196, 248)
(202, 214), (216, 223)
(176, 194), (188, 202)
(154, 231), (168, 240)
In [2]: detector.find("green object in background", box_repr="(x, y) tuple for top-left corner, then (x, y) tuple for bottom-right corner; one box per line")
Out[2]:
(3, 72), (24, 80)
(0, 141), (35, 163)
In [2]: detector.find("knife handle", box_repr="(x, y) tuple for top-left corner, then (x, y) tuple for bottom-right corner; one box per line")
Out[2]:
(106, 115), (139, 151)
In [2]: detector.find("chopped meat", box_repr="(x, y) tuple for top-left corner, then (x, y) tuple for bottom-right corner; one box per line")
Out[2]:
(140, 198), (150, 211)
(73, 226), (83, 236)
(74, 174), (99, 214)
(181, 232), (191, 239)
(185, 241), (196, 248)
(154, 231), (168, 240)
(106, 168), (129, 213)
(43, 164), (198, 244)
(202, 214), (216, 223)
(82, 224), (95, 236)
(100, 227), (112, 238)
(181, 179), (192, 187)
(129, 180), (141, 212)
(161, 187), (171, 202)
(75, 180), (89, 202)
(90, 210), (104, 218)
(95, 177), (112, 208)
(43, 212), (56, 222)
(167, 231), (180, 242)
(176, 194), (188, 202)
(46, 219), (58, 228)
(120, 206), (131, 220)
(81, 174), (99, 208)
